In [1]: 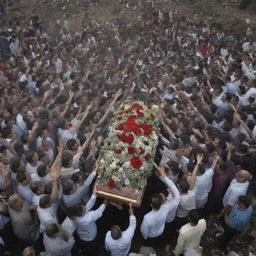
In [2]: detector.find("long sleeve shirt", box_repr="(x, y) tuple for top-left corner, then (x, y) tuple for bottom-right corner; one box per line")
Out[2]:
(75, 199), (106, 241)
(105, 215), (136, 256)
(140, 176), (176, 239)
(195, 168), (214, 201)
(160, 176), (180, 223)
(43, 233), (75, 256)
(63, 171), (96, 208)
(174, 219), (206, 256)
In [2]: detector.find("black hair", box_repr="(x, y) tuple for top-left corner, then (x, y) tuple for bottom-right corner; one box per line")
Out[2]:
(188, 209), (200, 225)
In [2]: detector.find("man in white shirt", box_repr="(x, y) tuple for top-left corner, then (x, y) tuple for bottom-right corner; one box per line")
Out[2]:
(176, 154), (203, 227)
(223, 170), (250, 213)
(105, 203), (136, 256)
(140, 165), (178, 247)
(25, 151), (42, 175)
(69, 190), (107, 256)
(62, 170), (96, 208)
(16, 171), (34, 204)
(43, 223), (75, 256)
(174, 210), (206, 256)
(195, 156), (219, 209)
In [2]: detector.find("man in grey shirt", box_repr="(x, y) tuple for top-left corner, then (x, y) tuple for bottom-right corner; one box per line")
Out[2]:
(8, 194), (39, 242)
(43, 223), (75, 256)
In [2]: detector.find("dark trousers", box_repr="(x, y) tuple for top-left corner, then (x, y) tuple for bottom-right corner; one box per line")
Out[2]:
(164, 221), (176, 243)
(79, 237), (98, 256)
(219, 216), (239, 248)
(143, 233), (165, 248)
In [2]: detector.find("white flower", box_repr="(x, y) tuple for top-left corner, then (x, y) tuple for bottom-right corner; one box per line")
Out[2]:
(152, 105), (159, 110)
(110, 162), (116, 169)
(123, 161), (130, 168)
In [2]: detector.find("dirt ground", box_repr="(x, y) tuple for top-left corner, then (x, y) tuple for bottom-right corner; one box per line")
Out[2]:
(3, 0), (256, 38)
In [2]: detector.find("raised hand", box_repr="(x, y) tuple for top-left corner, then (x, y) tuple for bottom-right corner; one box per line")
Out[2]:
(196, 154), (204, 164)
(128, 202), (134, 215)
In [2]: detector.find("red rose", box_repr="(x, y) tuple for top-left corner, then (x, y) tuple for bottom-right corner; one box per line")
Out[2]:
(145, 153), (152, 160)
(130, 156), (143, 169)
(128, 146), (136, 154)
(117, 123), (125, 130)
(150, 113), (155, 120)
(108, 178), (115, 189)
(140, 123), (153, 135)
(118, 133), (134, 144)
(118, 112), (123, 115)
(137, 111), (144, 118)
(117, 117), (122, 120)
(131, 104), (143, 111)
(114, 149), (122, 154)
(127, 115), (137, 120)
(140, 147), (145, 154)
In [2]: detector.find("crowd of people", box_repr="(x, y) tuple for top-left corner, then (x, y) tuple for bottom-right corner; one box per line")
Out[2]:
(0, 2), (256, 256)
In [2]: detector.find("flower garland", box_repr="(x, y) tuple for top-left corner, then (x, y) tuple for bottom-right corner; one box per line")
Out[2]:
(97, 101), (160, 191)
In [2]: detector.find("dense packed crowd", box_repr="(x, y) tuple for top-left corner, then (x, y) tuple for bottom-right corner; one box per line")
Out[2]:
(0, 4), (256, 256)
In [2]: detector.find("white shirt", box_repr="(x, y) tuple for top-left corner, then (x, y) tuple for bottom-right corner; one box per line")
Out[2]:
(75, 195), (106, 241)
(174, 219), (206, 256)
(16, 114), (27, 134)
(61, 217), (76, 238)
(43, 233), (75, 256)
(160, 176), (180, 223)
(63, 171), (96, 208)
(223, 179), (249, 207)
(177, 188), (196, 218)
(38, 204), (58, 233)
(140, 176), (175, 239)
(26, 161), (43, 175)
(17, 184), (34, 204)
(105, 215), (136, 256)
(195, 168), (214, 201)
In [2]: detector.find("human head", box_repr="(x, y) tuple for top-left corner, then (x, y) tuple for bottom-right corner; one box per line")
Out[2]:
(61, 152), (73, 168)
(62, 180), (76, 195)
(30, 181), (45, 195)
(236, 170), (250, 183)
(9, 194), (23, 211)
(188, 209), (200, 225)
(16, 171), (31, 186)
(151, 194), (162, 210)
(39, 195), (52, 209)
(238, 195), (252, 209)
(111, 225), (122, 240)
(22, 246), (36, 256)
(45, 223), (60, 238)
(178, 179), (190, 193)
(37, 164), (48, 177)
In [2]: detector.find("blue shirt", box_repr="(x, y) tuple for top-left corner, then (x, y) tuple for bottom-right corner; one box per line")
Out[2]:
(227, 204), (252, 231)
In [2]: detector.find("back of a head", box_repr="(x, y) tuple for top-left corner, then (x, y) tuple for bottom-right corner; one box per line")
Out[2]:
(37, 164), (47, 177)
(188, 209), (200, 225)
(39, 195), (51, 209)
(179, 178), (190, 193)
(61, 152), (73, 167)
(45, 223), (59, 238)
(111, 225), (122, 240)
(22, 246), (35, 256)
(151, 194), (162, 210)
(238, 195), (252, 209)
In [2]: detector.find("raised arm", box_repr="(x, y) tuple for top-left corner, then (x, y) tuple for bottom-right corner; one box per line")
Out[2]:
(154, 164), (180, 203)
(187, 154), (203, 190)
(97, 89), (122, 127)
(60, 91), (74, 119)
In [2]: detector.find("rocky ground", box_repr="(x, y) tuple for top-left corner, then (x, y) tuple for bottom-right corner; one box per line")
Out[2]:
(2, 0), (256, 38)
